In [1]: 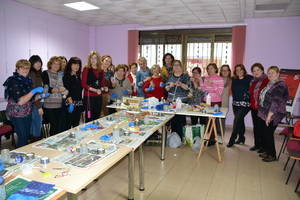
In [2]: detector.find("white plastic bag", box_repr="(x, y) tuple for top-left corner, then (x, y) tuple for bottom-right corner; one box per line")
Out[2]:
(192, 136), (201, 152)
(167, 132), (182, 148)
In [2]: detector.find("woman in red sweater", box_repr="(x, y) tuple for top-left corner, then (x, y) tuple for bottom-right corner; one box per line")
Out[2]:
(143, 64), (165, 99)
(249, 63), (269, 152)
(81, 51), (107, 122)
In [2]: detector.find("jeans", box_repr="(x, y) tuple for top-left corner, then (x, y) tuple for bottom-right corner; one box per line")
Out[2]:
(229, 105), (250, 142)
(30, 107), (42, 137)
(11, 115), (31, 147)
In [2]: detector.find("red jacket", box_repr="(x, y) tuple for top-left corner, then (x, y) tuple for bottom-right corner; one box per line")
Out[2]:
(249, 76), (269, 110)
(81, 67), (106, 97)
(143, 76), (165, 99)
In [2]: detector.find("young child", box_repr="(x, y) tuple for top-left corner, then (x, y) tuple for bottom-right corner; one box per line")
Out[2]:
(143, 64), (165, 99)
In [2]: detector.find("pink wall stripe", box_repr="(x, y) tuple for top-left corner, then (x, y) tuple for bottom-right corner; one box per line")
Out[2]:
(128, 30), (139, 64)
(231, 26), (246, 68)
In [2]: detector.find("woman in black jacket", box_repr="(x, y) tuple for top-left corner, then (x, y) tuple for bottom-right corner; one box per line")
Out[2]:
(227, 64), (253, 147)
(63, 57), (83, 129)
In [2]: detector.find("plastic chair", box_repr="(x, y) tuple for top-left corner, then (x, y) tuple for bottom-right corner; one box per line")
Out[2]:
(284, 137), (300, 186)
(0, 110), (15, 148)
(277, 115), (300, 160)
(295, 162), (300, 192)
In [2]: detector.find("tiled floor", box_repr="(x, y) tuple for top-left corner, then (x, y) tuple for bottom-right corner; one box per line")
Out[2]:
(2, 128), (299, 200)
(77, 128), (300, 200)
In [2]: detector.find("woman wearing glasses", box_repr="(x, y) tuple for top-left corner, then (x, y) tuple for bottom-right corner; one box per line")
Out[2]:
(165, 60), (190, 141)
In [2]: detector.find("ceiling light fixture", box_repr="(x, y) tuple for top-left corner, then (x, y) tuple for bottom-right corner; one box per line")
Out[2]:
(64, 1), (100, 11)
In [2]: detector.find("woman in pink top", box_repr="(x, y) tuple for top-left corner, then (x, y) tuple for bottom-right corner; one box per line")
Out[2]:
(202, 63), (224, 106)
(202, 63), (224, 146)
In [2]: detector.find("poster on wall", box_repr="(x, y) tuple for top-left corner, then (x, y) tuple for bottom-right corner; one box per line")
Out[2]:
(279, 69), (300, 113)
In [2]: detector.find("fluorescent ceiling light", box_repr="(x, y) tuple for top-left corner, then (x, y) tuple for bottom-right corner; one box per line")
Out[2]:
(64, 1), (99, 11)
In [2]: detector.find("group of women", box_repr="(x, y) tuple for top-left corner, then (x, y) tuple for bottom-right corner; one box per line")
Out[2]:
(3, 51), (289, 162)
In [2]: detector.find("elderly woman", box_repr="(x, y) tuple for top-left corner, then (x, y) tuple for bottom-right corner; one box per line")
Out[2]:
(165, 60), (190, 140)
(110, 64), (132, 100)
(249, 63), (269, 152)
(258, 66), (288, 162)
(100, 55), (113, 117)
(3, 59), (44, 147)
(42, 56), (68, 135)
(143, 64), (165, 100)
(136, 57), (151, 97)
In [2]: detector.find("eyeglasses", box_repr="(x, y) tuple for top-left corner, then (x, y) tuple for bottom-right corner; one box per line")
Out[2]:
(192, 72), (200, 74)
(221, 70), (229, 72)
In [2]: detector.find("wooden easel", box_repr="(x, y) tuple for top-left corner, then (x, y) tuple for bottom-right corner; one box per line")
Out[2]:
(197, 117), (224, 162)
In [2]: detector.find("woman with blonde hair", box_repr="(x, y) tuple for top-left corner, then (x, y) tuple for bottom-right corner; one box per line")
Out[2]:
(4, 59), (44, 147)
(136, 57), (151, 97)
(42, 56), (68, 135)
(81, 51), (107, 122)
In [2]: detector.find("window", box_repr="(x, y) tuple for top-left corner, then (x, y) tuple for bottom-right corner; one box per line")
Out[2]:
(139, 28), (232, 75)
(140, 44), (182, 67)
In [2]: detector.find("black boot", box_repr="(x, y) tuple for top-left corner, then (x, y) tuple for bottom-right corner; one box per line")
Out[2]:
(227, 138), (235, 148)
(235, 136), (245, 144)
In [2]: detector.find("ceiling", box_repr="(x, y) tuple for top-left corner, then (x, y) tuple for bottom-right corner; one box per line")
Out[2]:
(15, 0), (300, 26)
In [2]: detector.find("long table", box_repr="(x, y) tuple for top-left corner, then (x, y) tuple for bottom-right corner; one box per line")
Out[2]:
(8, 110), (174, 200)
(108, 104), (228, 162)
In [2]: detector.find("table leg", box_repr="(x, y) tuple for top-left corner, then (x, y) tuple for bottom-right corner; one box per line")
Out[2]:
(67, 193), (78, 200)
(197, 118), (212, 159)
(139, 145), (145, 191)
(161, 125), (166, 160)
(128, 151), (134, 200)
(212, 119), (222, 162)
(218, 118), (224, 144)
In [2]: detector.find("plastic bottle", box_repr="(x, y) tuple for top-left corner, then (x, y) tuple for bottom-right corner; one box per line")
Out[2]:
(0, 176), (6, 200)
(176, 98), (182, 110)
(206, 93), (211, 106)
(213, 104), (220, 112)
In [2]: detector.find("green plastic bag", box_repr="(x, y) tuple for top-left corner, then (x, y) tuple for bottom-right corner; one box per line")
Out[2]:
(183, 124), (205, 147)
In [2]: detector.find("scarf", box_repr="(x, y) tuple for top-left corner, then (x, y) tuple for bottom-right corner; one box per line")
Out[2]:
(259, 78), (278, 107)
(3, 72), (32, 101)
(251, 74), (267, 108)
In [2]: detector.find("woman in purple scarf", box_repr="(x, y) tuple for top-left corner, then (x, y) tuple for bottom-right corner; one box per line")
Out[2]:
(258, 66), (288, 162)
